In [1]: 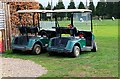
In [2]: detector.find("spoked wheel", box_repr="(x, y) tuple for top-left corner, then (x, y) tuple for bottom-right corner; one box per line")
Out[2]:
(71, 46), (81, 58)
(32, 44), (42, 55)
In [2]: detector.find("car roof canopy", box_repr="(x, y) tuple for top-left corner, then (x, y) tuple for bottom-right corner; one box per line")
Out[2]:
(17, 10), (54, 13)
(54, 9), (92, 13)
(17, 9), (92, 13)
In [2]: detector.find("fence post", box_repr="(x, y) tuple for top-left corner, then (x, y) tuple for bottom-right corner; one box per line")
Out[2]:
(0, 2), (11, 51)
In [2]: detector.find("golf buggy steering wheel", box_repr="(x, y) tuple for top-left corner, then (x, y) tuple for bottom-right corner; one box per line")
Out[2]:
(40, 30), (48, 37)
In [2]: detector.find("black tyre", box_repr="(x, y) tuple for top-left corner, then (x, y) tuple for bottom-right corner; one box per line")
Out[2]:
(48, 52), (55, 56)
(32, 44), (42, 55)
(91, 42), (97, 52)
(71, 46), (81, 58)
(12, 49), (19, 53)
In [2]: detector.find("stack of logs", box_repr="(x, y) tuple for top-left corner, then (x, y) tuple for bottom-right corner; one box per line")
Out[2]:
(9, 2), (40, 35)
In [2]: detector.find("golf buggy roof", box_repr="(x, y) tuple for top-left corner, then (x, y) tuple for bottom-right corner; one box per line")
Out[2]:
(17, 10), (54, 13)
(17, 9), (92, 13)
(54, 9), (92, 13)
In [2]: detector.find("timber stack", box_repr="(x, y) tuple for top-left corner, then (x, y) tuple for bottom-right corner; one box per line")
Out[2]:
(9, 1), (40, 35)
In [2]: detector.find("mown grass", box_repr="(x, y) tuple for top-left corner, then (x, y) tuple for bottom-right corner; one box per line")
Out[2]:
(2, 19), (118, 77)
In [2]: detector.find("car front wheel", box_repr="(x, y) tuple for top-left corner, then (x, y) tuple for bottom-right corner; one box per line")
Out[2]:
(12, 49), (19, 53)
(32, 44), (42, 55)
(48, 52), (55, 56)
(71, 46), (81, 58)
(91, 42), (97, 52)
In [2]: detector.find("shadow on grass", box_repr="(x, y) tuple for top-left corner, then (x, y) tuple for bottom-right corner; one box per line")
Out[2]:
(4, 49), (48, 55)
(3, 50), (96, 59)
(46, 51), (95, 58)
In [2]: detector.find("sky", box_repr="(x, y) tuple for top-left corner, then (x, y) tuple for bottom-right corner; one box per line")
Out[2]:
(37, 0), (99, 8)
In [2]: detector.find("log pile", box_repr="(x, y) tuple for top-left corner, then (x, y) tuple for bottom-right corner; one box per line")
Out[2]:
(9, 2), (40, 35)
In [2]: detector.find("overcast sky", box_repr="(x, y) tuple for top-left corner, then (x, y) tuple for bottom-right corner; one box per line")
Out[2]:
(37, 0), (99, 8)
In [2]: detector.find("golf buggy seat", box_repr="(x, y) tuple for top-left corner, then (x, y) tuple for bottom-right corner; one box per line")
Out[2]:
(76, 31), (92, 46)
(55, 27), (77, 36)
(38, 30), (56, 38)
(18, 26), (39, 35)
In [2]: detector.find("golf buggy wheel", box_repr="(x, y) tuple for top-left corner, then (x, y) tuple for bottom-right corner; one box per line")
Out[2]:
(91, 42), (97, 52)
(71, 46), (81, 58)
(32, 44), (42, 55)
(12, 49), (18, 53)
(48, 52), (55, 56)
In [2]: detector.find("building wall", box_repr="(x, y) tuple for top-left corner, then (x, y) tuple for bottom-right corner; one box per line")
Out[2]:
(0, 2), (7, 51)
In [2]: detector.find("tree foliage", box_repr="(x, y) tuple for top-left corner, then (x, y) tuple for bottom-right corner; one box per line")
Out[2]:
(39, 3), (44, 10)
(89, 0), (95, 16)
(68, 0), (76, 9)
(39, 0), (120, 19)
(96, 1), (106, 18)
(46, 2), (51, 10)
(105, 2), (114, 18)
(55, 0), (65, 20)
(67, 0), (76, 18)
(56, 0), (65, 9)
(112, 2), (119, 18)
(78, 1), (85, 9)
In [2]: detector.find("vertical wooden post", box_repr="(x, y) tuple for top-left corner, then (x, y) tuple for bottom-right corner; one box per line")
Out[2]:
(2, 30), (5, 52)
(4, 3), (9, 50)
(7, 4), (11, 49)
(3, 2), (7, 51)
(3, 2), (11, 50)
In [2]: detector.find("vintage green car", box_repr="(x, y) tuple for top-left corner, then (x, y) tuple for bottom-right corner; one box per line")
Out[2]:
(47, 9), (97, 57)
(12, 10), (56, 54)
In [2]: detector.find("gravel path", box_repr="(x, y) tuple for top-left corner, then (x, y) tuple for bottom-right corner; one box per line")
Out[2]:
(0, 56), (47, 78)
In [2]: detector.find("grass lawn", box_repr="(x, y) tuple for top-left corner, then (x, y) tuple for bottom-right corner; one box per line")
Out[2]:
(2, 19), (118, 77)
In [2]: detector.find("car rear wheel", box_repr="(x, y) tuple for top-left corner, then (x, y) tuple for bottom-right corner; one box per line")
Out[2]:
(71, 46), (81, 58)
(12, 49), (19, 53)
(91, 42), (97, 52)
(32, 44), (42, 55)
(48, 52), (55, 56)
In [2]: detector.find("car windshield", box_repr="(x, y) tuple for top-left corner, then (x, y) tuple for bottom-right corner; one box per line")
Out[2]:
(40, 13), (56, 31)
(56, 12), (92, 31)
(73, 12), (91, 31)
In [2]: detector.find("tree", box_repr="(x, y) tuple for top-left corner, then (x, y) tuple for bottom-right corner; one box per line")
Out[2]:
(78, 1), (85, 9)
(56, 0), (65, 9)
(56, 0), (65, 20)
(118, 1), (120, 19)
(112, 2), (119, 18)
(39, 3), (44, 10)
(89, 0), (95, 16)
(46, 2), (51, 10)
(96, 0), (106, 19)
(105, 1), (114, 18)
(53, 5), (57, 10)
(67, 0), (76, 18)
(68, 0), (76, 9)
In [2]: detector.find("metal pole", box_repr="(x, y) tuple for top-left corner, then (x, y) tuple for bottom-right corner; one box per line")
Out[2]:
(51, 0), (52, 10)
(33, 13), (35, 26)
(86, 0), (88, 9)
(51, 0), (52, 20)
